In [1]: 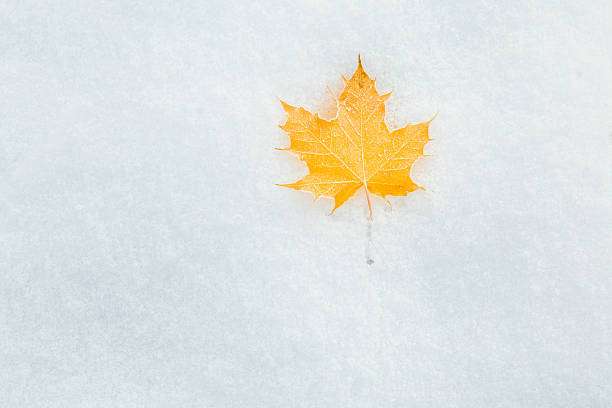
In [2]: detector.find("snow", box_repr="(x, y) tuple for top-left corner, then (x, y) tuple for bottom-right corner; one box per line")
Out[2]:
(1, 0), (611, 406)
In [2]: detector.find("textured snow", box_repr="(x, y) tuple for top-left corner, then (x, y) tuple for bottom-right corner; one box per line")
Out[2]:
(1, 1), (612, 407)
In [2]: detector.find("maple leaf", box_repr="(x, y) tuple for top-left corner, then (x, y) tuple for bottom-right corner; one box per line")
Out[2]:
(278, 56), (434, 216)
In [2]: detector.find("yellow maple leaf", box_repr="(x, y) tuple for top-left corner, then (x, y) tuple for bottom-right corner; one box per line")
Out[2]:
(278, 56), (434, 216)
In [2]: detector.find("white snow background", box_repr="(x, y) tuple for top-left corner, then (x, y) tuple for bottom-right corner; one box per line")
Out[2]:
(1, 1), (612, 407)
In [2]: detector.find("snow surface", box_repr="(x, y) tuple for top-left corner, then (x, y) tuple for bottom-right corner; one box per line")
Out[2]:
(2, 1), (612, 407)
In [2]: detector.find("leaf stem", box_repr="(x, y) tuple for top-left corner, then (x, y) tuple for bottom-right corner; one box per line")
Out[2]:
(364, 183), (373, 217)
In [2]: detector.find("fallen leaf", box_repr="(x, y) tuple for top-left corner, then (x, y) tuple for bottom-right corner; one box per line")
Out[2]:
(278, 56), (434, 216)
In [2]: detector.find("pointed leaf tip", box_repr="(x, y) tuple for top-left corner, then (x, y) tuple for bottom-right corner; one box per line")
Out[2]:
(381, 91), (392, 101)
(280, 100), (294, 112)
(356, 54), (364, 72)
(277, 182), (296, 189)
